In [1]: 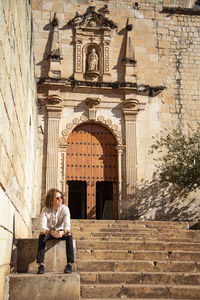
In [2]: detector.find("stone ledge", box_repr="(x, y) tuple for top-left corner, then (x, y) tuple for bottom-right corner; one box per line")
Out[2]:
(161, 7), (200, 15)
(7, 273), (80, 300)
(16, 239), (76, 273)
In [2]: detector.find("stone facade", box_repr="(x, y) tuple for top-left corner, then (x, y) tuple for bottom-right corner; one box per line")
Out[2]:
(1, 0), (200, 298)
(0, 1), (39, 299)
(32, 0), (200, 222)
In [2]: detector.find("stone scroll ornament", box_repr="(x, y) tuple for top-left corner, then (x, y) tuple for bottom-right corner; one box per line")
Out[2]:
(59, 115), (122, 146)
(67, 5), (117, 29)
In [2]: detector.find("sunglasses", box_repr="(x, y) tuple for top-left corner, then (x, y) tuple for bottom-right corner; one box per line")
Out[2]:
(56, 196), (63, 200)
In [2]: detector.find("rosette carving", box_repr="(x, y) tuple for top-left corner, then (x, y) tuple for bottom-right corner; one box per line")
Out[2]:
(73, 118), (80, 124)
(59, 114), (123, 146)
(105, 119), (112, 125)
(97, 116), (105, 122)
(62, 129), (69, 136)
(59, 137), (67, 145)
(80, 115), (88, 122)
(66, 123), (73, 129)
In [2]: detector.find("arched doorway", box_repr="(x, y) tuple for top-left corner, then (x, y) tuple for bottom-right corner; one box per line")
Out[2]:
(66, 123), (118, 219)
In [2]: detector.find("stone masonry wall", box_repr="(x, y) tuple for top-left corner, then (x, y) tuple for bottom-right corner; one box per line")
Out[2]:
(0, 1), (39, 299)
(131, 1), (200, 221)
(33, 0), (200, 221)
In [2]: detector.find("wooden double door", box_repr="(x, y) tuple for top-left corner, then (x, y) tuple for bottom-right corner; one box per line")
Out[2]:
(66, 123), (118, 219)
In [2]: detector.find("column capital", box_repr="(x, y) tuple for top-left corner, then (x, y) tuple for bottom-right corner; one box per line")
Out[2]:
(122, 98), (139, 121)
(47, 94), (63, 105)
(116, 145), (126, 153)
(59, 143), (69, 151)
(123, 108), (138, 121)
(46, 105), (63, 119)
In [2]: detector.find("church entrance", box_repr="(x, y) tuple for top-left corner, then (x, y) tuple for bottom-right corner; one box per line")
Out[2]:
(66, 123), (118, 219)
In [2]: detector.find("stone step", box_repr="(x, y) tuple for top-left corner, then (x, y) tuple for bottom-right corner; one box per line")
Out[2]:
(71, 220), (189, 229)
(76, 240), (200, 251)
(32, 218), (190, 237)
(81, 299), (195, 300)
(73, 230), (192, 238)
(76, 249), (200, 261)
(74, 230), (198, 238)
(73, 231), (197, 240)
(73, 229), (199, 238)
(74, 225), (189, 230)
(7, 273), (80, 300)
(76, 260), (200, 273)
(80, 284), (200, 298)
(72, 233), (200, 243)
(32, 231), (200, 243)
(78, 239), (199, 244)
(16, 238), (200, 273)
(80, 271), (200, 285)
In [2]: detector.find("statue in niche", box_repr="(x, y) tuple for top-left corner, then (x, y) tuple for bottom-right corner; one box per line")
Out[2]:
(88, 48), (99, 71)
(194, 0), (200, 8)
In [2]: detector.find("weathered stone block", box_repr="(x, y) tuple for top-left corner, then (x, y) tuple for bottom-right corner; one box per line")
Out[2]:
(0, 264), (10, 300)
(170, 285), (200, 299)
(0, 227), (13, 266)
(81, 284), (121, 298)
(8, 273), (80, 300)
(32, 0), (42, 10)
(17, 238), (75, 273)
(125, 285), (169, 298)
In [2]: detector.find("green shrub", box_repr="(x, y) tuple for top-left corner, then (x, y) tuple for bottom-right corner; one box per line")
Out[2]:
(149, 126), (200, 189)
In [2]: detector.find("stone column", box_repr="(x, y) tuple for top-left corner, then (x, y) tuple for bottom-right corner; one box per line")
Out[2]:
(46, 97), (63, 192)
(116, 145), (125, 219)
(58, 144), (68, 198)
(123, 99), (139, 218)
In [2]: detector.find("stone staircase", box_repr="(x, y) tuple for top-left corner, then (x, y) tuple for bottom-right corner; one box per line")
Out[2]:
(72, 220), (200, 300)
(7, 219), (200, 299)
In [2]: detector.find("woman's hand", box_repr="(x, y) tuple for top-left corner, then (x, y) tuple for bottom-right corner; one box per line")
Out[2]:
(50, 230), (64, 238)
(57, 230), (64, 238)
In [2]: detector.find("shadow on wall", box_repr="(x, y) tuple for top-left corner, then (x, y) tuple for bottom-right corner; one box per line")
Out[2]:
(36, 22), (53, 78)
(128, 173), (200, 221)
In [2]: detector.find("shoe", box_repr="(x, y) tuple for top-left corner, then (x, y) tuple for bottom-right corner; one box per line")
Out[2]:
(37, 264), (45, 274)
(64, 264), (72, 274)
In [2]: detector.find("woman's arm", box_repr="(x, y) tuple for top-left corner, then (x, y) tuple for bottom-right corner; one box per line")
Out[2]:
(40, 208), (50, 234)
(63, 206), (71, 233)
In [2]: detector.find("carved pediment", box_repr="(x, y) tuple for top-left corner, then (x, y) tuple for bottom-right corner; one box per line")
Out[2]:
(67, 6), (117, 30)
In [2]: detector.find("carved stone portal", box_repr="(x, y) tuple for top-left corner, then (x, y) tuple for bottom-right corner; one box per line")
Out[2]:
(67, 5), (117, 81)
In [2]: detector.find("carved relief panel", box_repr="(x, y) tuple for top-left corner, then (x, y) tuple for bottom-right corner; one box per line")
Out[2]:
(67, 5), (117, 81)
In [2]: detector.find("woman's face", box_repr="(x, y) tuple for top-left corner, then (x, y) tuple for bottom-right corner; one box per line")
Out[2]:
(53, 192), (63, 209)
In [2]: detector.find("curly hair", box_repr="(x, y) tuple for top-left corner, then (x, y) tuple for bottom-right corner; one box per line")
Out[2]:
(45, 188), (64, 208)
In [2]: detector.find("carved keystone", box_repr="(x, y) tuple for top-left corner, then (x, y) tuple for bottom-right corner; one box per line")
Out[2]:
(85, 97), (101, 108)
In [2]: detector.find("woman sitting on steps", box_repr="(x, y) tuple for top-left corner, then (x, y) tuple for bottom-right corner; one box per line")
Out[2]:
(36, 188), (74, 274)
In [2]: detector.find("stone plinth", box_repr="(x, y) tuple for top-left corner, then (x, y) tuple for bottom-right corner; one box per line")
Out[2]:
(16, 239), (76, 273)
(8, 273), (80, 300)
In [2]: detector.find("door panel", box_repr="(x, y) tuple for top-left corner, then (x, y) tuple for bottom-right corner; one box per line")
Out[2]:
(96, 181), (113, 219)
(68, 181), (86, 219)
(66, 123), (117, 218)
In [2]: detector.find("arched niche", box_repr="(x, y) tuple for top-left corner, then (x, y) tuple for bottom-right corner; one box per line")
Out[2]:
(83, 43), (102, 79)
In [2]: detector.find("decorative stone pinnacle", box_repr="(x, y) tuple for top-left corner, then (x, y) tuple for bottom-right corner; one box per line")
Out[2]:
(90, 0), (95, 7)
(126, 24), (133, 31)
(52, 12), (59, 27)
